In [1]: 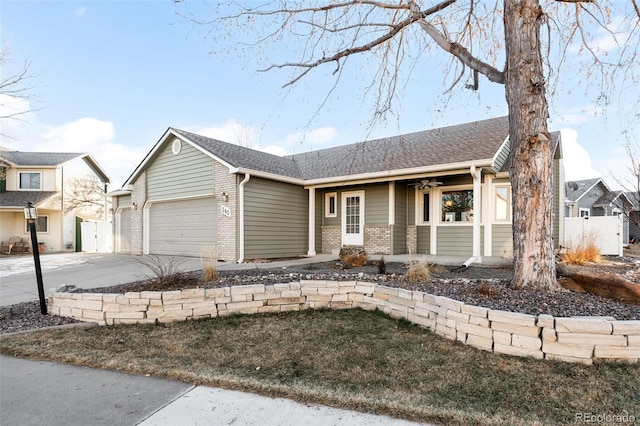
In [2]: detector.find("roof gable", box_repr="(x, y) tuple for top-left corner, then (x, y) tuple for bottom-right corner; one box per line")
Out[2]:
(565, 178), (603, 202)
(0, 151), (110, 183)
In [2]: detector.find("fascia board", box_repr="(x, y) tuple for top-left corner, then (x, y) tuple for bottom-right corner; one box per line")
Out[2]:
(490, 136), (510, 173)
(106, 189), (132, 197)
(79, 154), (111, 183)
(230, 167), (305, 185)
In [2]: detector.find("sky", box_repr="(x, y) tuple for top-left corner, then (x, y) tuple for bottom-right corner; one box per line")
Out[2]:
(1, 1), (638, 190)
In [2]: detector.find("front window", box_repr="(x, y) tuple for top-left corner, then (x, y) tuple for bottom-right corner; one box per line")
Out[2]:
(495, 186), (511, 222)
(325, 192), (337, 218)
(442, 189), (473, 222)
(579, 208), (590, 217)
(19, 172), (41, 190)
(418, 192), (430, 223)
(25, 216), (49, 233)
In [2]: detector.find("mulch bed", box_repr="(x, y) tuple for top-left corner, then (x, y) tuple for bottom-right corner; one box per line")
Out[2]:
(2, 258), (639, 335)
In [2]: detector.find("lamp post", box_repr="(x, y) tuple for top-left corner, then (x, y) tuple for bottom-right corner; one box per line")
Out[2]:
(24, 202), (47, 315)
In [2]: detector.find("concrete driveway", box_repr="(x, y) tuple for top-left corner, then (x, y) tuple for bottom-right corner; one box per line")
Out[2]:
(0, 253), (204, 306)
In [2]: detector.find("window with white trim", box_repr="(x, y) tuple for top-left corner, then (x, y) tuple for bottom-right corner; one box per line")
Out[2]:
(325, 192), (337, 218)
(442, 189), (473, 222)
(418, 191), (430, 223)
(25, 216), (49, 233)
(19, 172), (41, 190)
(579, 208), (590, 217)
(495, 186), (511, 222)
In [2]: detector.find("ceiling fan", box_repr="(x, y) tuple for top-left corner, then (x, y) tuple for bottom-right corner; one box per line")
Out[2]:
(414, 178), (443, 190)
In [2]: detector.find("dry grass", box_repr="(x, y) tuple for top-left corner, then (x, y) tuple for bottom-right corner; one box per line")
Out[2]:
(200, 243), (218, 282)
(1, 309), (637, 426)
(560, 235), (602, 265)
(134, 255), (186, 285)
(406, 254), (432, 281)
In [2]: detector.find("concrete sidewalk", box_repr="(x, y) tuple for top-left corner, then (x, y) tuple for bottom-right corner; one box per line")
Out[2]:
(0, 355), (430, 426)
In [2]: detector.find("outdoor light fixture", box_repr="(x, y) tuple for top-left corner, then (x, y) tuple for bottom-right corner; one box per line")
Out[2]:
(131, 202), (138, 210)
(24, 202), (47, 315)
(222, 192), (229, 203)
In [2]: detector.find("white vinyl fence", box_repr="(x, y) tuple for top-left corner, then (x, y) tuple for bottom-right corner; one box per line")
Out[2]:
(81, 221), (112, 253)
(564, 216), (623, 256)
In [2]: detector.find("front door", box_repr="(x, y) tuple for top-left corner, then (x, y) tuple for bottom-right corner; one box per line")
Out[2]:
(341, 191), (364, 246)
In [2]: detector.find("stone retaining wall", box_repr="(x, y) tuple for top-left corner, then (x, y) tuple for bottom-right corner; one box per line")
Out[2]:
(48, 281), (640, 365)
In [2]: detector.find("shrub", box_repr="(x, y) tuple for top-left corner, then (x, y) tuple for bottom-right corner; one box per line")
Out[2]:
(560, 234), (601, 265)
(135, 255), (186, 285)
(201, 243), (219, 281)
(406, 255), (431, 282)
(377, 256), (387, 274)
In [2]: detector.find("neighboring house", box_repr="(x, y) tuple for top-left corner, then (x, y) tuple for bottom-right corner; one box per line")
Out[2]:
(110, 116), (564, 263)
(624, 192), (640, 241)
(0, 147), (110, 253)
(564, 177), (632, 244)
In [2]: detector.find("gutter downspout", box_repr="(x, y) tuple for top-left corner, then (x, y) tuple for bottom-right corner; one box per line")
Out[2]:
(464, 165), (482, 267)
(237, 173), (251, 263)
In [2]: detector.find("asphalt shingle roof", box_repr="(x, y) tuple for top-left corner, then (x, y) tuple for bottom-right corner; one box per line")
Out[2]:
(565, 178), (602, 202)
(0, 191), (58, 208)
(171, 129), (302, 179)
(173, 116), (514, 181)
(0, 151), (84, 167)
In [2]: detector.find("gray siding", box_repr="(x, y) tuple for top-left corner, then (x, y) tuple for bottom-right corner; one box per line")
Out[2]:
(315, 190), (322, 253)
(244, 177), (308, 258)
(416, 226), (430, 254)
(365, 183), (388, 224)
(437, 227), (473, 256)
(407, 188), (415, 226)
(393, 184), (407, 254)
(492, 224), (513, 257)
(117, 194), (131, 208)
(146, 141), (214, 201)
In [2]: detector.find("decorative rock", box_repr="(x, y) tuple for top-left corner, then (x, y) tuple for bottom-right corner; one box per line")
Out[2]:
(339, 246), (368, 267)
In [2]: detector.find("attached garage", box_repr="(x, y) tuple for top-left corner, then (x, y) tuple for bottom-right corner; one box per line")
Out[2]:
(148, 197), (217, 256)
(116, 208), (131, 253)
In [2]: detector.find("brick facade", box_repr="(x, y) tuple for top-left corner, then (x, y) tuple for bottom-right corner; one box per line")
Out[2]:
(214, 163), (238, 262)
(364, 225), (391, 255)
(406, 225), (417, 254)
(321, 225), (341, 254)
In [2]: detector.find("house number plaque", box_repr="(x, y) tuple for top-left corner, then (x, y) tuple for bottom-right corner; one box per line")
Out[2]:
(221, 206), (231, 217)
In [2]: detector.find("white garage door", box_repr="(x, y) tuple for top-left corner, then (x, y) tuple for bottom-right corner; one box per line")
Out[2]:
(117, 208), (131, 253)
(149, 197), (217, 256)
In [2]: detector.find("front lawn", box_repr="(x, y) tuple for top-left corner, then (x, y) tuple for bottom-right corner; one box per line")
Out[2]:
(1, 309), (637, 425)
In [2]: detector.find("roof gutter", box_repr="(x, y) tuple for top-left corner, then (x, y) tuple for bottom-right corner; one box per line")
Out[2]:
(237, 173), (251, 263)
(303, 159), (495, 188)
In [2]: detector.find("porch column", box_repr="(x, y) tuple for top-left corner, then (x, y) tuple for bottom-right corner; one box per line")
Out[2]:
(483, 174), (493, 256)
(308, 187), (316, 256)
(471, 166), (482, 260)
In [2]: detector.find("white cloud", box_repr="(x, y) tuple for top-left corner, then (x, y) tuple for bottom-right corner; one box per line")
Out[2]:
(73, 6), (88, 17)
(11, 117), (147, 188)
(561, 128), (602, 182)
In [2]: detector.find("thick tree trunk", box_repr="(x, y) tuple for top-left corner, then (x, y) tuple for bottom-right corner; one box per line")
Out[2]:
(504, 0), (559, 291)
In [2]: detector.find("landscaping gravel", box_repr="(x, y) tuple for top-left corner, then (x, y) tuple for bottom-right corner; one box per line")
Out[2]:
(2, 259), (639, 335)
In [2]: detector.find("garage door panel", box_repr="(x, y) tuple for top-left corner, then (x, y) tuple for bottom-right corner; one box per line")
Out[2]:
(149, 198), (217, 256)
(118, 209), (131, 253)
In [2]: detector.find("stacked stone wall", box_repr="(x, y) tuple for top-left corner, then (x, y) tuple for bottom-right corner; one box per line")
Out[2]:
(49, 282), (640, 364)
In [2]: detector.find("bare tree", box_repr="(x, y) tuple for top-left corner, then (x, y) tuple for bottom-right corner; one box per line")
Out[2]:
(177, 0), (640, 291)
(0, 44), (37, 125)
(64, 173), (109, 220)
